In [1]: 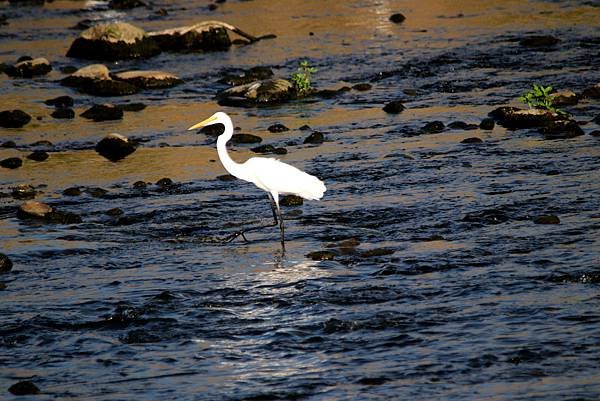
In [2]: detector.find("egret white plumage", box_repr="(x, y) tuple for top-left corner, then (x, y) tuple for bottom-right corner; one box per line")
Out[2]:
(188, 112), (326, 249)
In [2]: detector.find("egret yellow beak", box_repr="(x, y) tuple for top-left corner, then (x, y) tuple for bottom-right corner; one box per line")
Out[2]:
(187, 115), (218, 131)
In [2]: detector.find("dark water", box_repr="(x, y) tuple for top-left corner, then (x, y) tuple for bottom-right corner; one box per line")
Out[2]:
(1, 0), (600, 400)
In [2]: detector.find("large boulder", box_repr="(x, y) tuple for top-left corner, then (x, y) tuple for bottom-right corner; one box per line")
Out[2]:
(148, 21), (234, 52)
(4, 57), (51, 78)
(217, 78), (294, 107)
(112, 70), (183, 89)
(66, 22), (161, 60)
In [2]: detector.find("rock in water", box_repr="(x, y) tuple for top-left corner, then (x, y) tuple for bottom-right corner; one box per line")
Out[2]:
(539, 120), (584, 139)
(95, 133), (137, 161)
(550, 90), (578, 106)
(0, 253), (13, 273)
(533, 215), (560, 224)
(489, 107), (559, 129)
(8, 381), (40, 396)
(149, 22), (232, 52)
(62, 64), (139, 96)
(479, 118), (495, 130)
(219, 66), (274, 86)
(280, 195), (303, 207)
(18, 200), (53, 219)
(582, 83), (600, 99)
(217, 79), (293, 107)
(27, 150), (49, 161)
(0, 109), (31, 128)
(389, 13), (406, 23)
(44, 95), (74, 108)
(303, 131), (325, 144)
(66, 22), (161, 60)
(81, 104), (123, 121)
(112, 70), (183, 89)
(230, 133), (262, 144)
(51, 108), (75, 119)
(268, 123), (289, 133)
(1, 157), (23, 169)
(519, 35), (560, 47)
(383, 100), (405, 114)
(5, 57), (52, 78)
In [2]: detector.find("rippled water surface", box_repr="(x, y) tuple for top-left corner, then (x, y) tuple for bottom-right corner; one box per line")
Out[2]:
(1, 0), (600, 400)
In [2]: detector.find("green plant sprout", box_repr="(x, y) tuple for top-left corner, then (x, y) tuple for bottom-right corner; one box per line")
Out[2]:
(291, 60), (317, 96)
(518, 84), (565, 114)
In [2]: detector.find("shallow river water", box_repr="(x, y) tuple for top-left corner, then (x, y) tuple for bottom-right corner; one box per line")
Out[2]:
(1, 0), (600, 400)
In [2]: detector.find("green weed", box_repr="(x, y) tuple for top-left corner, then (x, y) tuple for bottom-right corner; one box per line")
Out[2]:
(291, 60), (317, 96)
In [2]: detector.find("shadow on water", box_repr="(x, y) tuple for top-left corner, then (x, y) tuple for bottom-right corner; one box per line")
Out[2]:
(1, 0), (600, 400)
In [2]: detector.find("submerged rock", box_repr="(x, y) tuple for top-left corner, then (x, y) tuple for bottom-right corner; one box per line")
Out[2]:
(12, 184), (36, 199)
(149, 22), (232, 52)
(217, 78), (293, 107)
(4, 57), (51, 78)
(219, 66), (274, 86)
(0, 253), (13, 273)
(8, 381), (40, 396)
(306, 250), (336, 261)
(117, 102), (147, 112)
(539, 120), (584, 139)
(479, 117), (495, 130)
(51, 108), (75, 119)
(519, 35), (560, 47)
(421, 121), (445, 134)
(231, 133), (262, 144)
(113, 70), (183, 89)
(533, 215), (560, 224)
(109, 0), (146, 9)
(448, 121), (478, 130)
(1, 157), (23, 169)
(66, 22), (161, 60)
(360, 248), (395, 258)
(63, 187), (82, 196)
(81, 104), (123, 121)
(582, 83), (600, 99)
(352, 83), (372, 91)
(280, 194), (303, 207)
(461, 137), (483, 144)
(0, 109), (31, 128)
(303, 131), (324, 144)
(95, 133), (137, 161)
(383, 100), (405, 114)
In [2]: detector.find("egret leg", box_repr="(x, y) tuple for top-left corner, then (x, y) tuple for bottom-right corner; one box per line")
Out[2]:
(220, 194), (279, 244)
(275, 202), (285, 250)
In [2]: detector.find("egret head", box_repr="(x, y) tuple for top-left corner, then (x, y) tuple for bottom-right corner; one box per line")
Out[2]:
(187, 112), (229, 131)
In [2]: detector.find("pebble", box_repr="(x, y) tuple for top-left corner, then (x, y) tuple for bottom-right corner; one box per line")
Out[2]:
(303, 131), (324, 144)
(280, 195), (303, 207)
(533, 215), (560, 225)
(0, 253), (13, 273)
(18, 200), (53, 219)
(27, 150), (49, 161)
(95, 133), (136, 161)
(8, 381), (40, 396)
(0, 109), (31, 128)
(382, 100), (405, 114)
(389, 13), (406, 23)
(461, 137), (483, 144)
(306, 250), (336, 261)
(1, 157), (23, 169)
(268, 123), (289, 133)
(81, 104), (123, 122)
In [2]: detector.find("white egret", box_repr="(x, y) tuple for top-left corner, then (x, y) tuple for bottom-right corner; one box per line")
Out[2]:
(188, 112), (326, 249)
